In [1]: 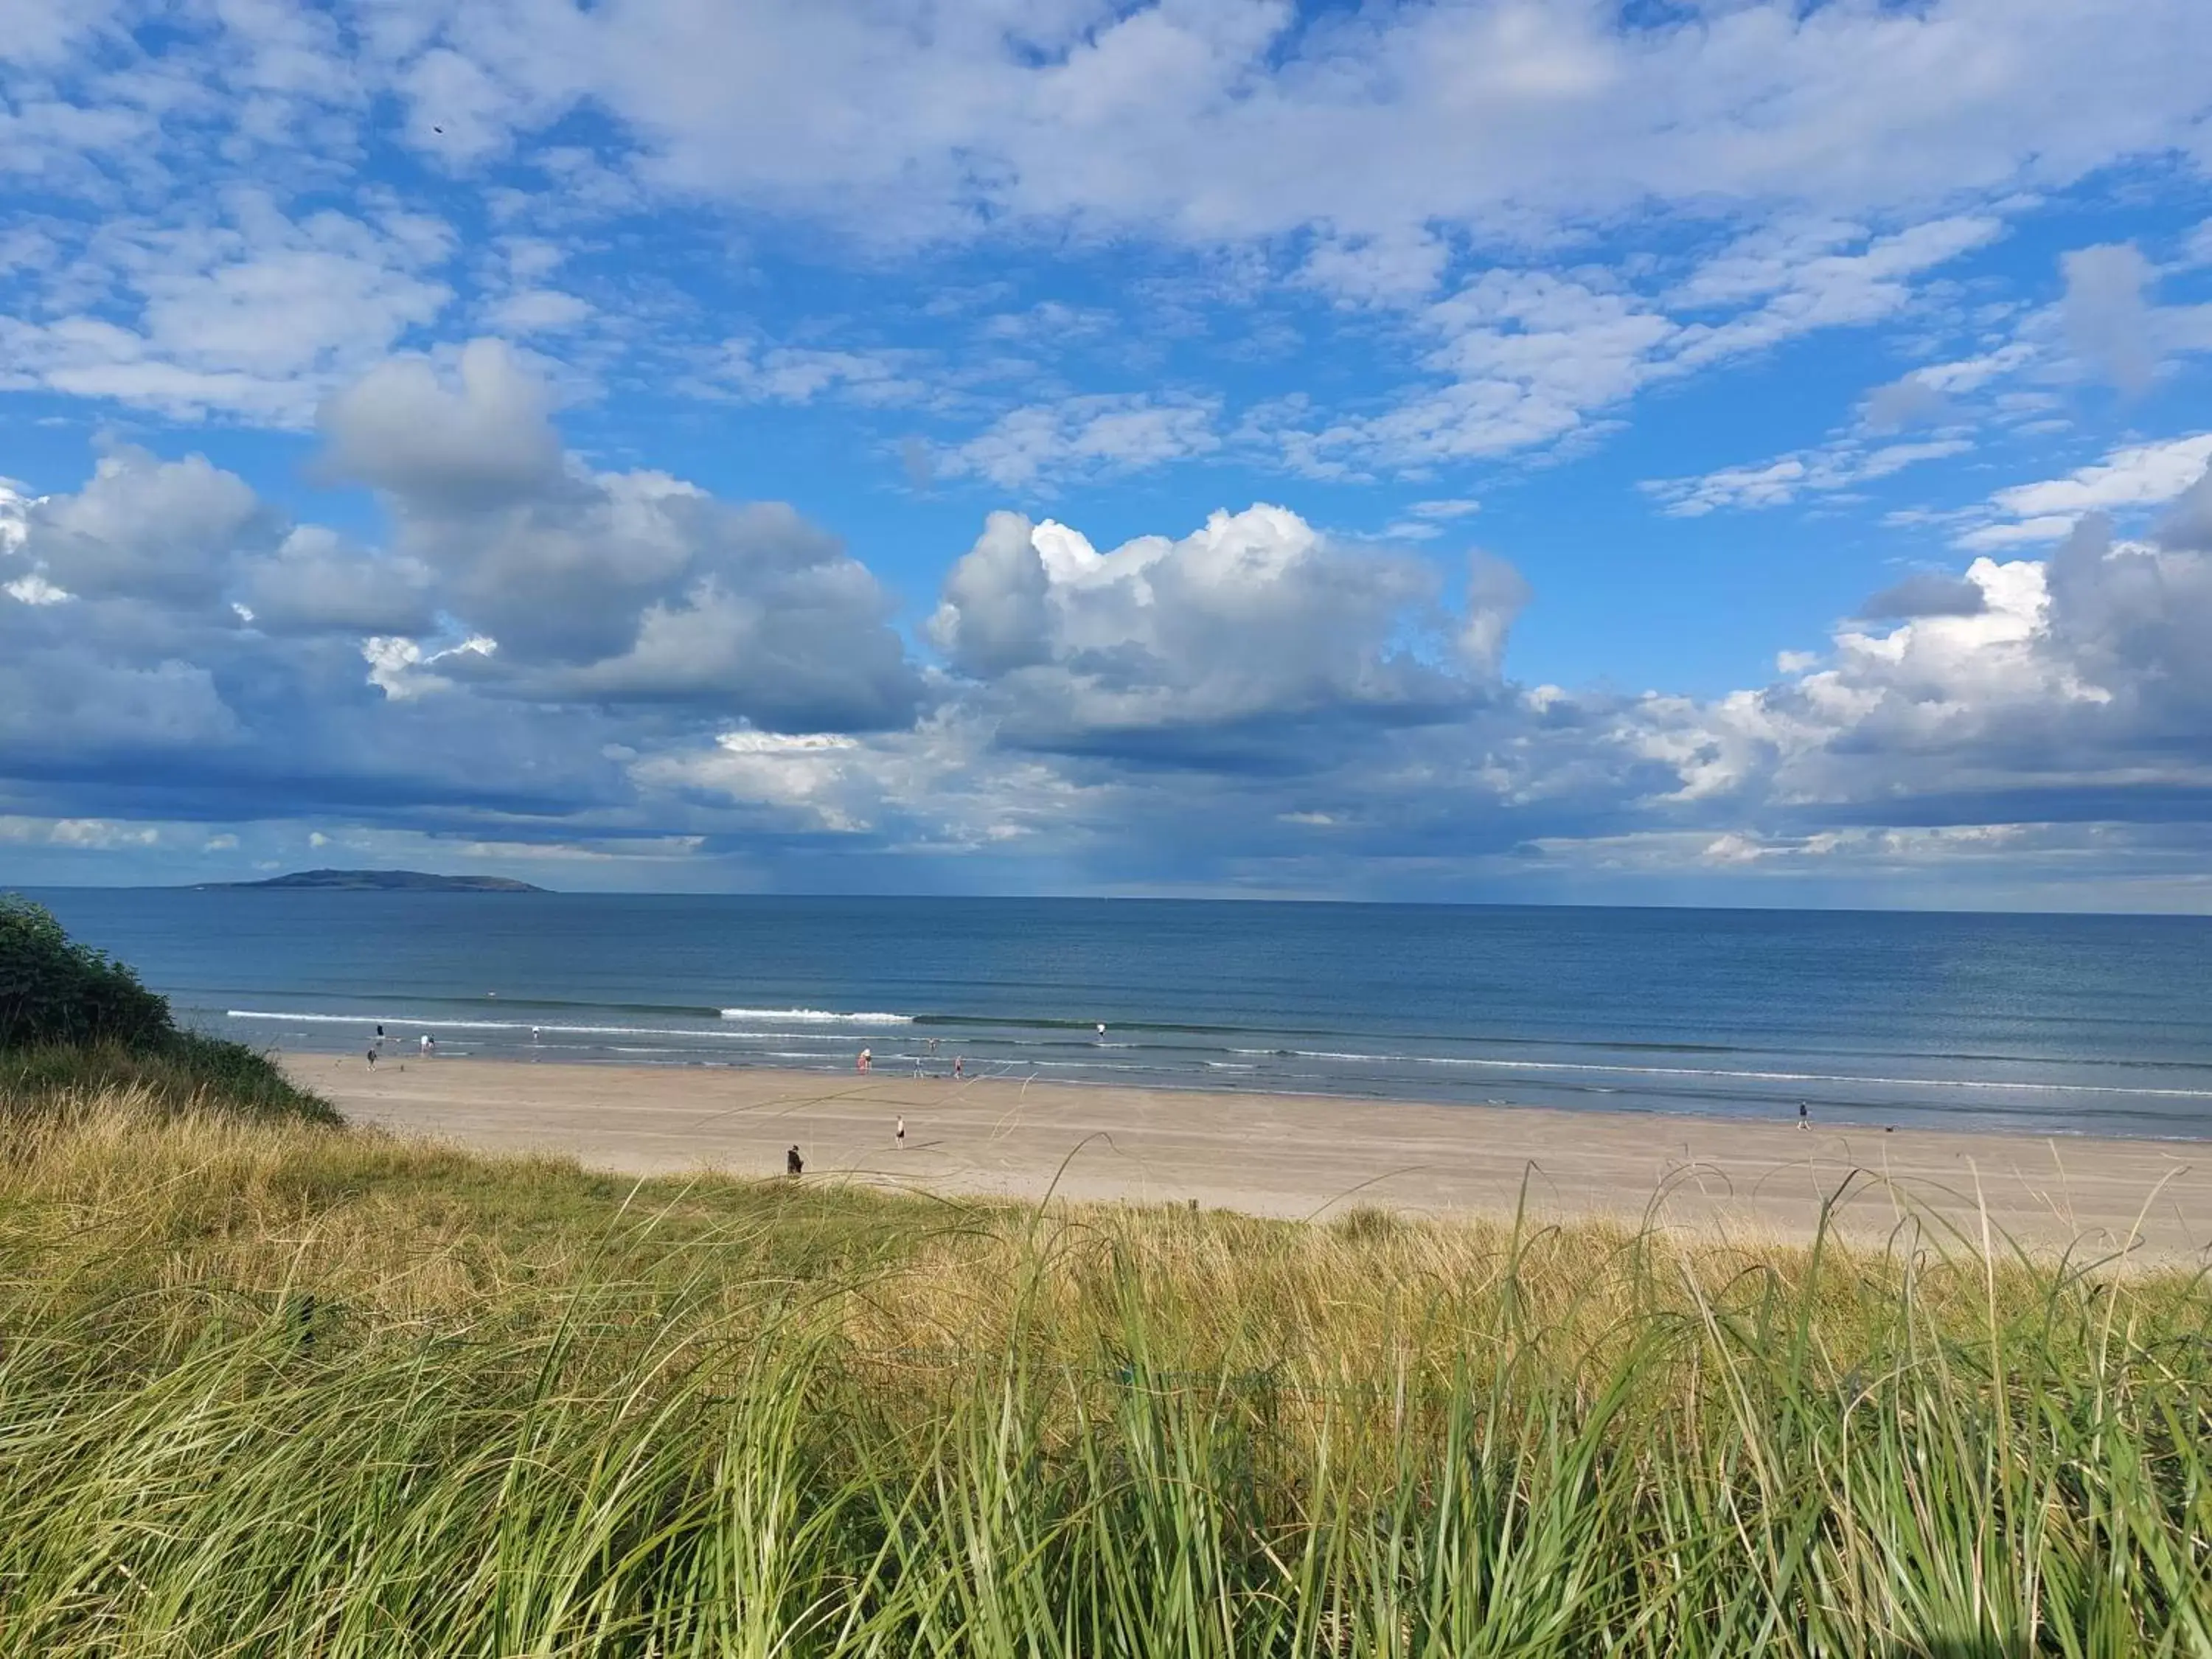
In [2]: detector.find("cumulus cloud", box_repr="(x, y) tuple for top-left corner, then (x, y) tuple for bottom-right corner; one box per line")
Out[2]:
(2155, 459), (2212, 551)
(18, 448), (266, 606)
(319, 338), (567, 510)
(0, 342), (931, 847)
(1618, 493), (2212, 842)
(237, 527), (438, 637)
(13, 403), (2212, 898)
(318, 340), (925, 728)
(930, 504), (1524, 756)
(0, 654), (241, 761)
(1857, 572), (1989, 619)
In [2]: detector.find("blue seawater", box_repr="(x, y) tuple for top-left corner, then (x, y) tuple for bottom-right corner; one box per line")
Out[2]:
(23, 891), (2212, 1139)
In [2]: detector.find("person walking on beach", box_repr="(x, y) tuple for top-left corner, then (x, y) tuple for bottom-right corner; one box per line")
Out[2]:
(1797, 1100), (1809, 1131)
(366, 1048), (377, 1068)
(786, 1146), (804, 1178)
(895, 1116), (905, 1151)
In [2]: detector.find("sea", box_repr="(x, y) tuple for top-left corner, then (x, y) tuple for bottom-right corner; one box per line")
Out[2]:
(23, 890), (2212, 1140)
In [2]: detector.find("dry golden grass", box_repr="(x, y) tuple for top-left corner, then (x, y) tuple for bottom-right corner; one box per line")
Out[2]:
(3, 1087), (2208, 1656)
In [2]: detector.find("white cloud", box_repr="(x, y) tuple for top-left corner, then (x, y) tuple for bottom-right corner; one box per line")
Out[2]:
(1286, 219), (2004, 473)
(632, 728), (871, 833)
(712, 340), (933, 409)
(1960, 432), (2212, 546)
(0, 203), (454, 425)
(1668, 217), (2005, 368)
(4, 573), (69, 605)
(485, 287), (592, 334)
(529, 0), (2212, 254)
(930, 504), (1525, 746)
(1862, 343), (2039, 429)
(939, 393), (1222, 491)
(363, 633), (497, 700)
(1646, 437), (1974, 517)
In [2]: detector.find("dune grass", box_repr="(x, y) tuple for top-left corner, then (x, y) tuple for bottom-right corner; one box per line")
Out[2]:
(0, 1034), (338, 1124)
(1, 1088), (2208, 1656)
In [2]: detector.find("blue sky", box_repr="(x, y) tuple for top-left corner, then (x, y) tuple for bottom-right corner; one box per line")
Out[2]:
(4, 0), (2212, 906)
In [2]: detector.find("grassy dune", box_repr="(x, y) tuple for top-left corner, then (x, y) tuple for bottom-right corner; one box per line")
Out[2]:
(1, 1087), (2208, 1656)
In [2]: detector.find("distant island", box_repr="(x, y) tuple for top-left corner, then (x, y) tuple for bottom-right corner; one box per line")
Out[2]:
(192, 869), (549, 894)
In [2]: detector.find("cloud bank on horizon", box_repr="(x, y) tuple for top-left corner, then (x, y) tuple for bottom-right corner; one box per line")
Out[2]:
(4, 0), (2212, 907)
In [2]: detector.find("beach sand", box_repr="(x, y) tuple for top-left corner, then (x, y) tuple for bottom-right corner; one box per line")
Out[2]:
(299, 1054), (2212, 1260)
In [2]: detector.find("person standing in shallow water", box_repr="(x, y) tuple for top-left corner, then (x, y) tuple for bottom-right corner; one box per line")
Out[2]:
(1798, 1101), (1809, 1131)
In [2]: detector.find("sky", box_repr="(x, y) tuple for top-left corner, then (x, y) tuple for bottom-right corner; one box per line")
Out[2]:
(4, 0), (2212, 907)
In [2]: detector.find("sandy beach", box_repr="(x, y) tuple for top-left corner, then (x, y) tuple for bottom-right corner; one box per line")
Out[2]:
(294, 1052), (2212, 1259)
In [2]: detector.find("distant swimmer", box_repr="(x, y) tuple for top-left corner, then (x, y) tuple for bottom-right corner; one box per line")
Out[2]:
(1096, 1022), (1107, 1041)
(786, 1145), (804, 1178)
(532, 1027), (541, 1043)
(895, 1116), (906, 1151)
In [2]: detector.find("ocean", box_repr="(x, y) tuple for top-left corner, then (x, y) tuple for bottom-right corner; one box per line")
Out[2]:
(23, 890), (2212, 1140)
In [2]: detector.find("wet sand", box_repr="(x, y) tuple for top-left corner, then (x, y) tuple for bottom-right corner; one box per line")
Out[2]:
(297, 1054), (2212, 1260)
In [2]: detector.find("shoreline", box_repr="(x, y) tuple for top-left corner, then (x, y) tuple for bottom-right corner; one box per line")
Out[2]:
(293, 1051), (2212, 1259)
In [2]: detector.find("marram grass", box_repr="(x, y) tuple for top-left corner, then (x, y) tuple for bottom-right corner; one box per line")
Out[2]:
(1, 1089), (2208, 1656)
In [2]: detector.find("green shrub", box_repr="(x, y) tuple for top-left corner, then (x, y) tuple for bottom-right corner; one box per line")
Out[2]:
(0, 894), (333, 1123)
(0, 894), (172, 1049)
